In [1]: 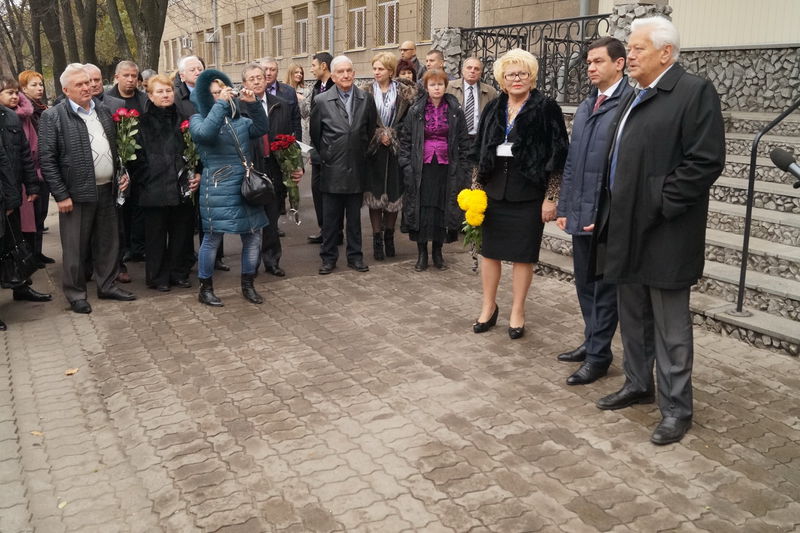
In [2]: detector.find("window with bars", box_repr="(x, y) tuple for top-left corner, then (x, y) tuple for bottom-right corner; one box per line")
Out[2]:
(253, 16), (267, 59)
(163, 41), (171, 69)
(271, 12), (283, 57)
(194, 30), (205, 57)
(420, 0), (432, 41)
(172, 39), (180, 70)
(295, 6), (309, 55)
(204, 28), (216, 66)
(376, 0), (399, 46)
(347, 0), (367, 50)
(235, 20), (246, 62)
(222, 24), (232, 63)
(316, 1), (332, 52)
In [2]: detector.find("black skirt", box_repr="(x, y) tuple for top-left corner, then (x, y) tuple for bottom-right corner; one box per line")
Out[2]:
(410, 161), (457, 244)
(481, 197), (544, 263)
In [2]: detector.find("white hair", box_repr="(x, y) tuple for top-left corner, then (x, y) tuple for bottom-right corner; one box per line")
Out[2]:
(330, 55), (353, 72)
(178, 55), (202, 73)
(60, 63), (88, 88)
(631, 16), (680, 60)
(82, 63), (101, 75)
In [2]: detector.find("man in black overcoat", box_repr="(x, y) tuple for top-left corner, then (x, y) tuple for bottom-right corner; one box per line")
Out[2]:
(592, 17), (725, 445)
(310, 55), (377, 275)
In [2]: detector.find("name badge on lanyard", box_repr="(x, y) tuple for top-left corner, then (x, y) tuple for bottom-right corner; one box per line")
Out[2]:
(497, 108), (516, 157)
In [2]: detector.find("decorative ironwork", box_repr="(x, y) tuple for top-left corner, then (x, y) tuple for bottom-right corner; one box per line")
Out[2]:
(461, 14), (612, 105)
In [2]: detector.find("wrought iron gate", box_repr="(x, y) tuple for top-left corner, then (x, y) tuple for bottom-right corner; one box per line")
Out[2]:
(461, 14), (612, 105)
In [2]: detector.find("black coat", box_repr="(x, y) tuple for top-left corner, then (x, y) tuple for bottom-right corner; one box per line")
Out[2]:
(0, 144), (11, 235)
(174, 80), (198, 120)
(558, 78), (633, 235)
(269, 82), (303, 141)
(129, 101), (188, 207)
(593, 63), (725, 289)
(40, 98), (120, 203)
(398, 93), (471, 234)
(241, 93), (292, 196)
(310, 86), (377, 194)
(0, 105), (39, 209)
(471, 90), (568, 201)
(105, 85), (148, 114)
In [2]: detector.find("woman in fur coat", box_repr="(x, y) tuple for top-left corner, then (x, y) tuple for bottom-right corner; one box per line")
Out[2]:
(362, 52), (417, 260)
(189, 69), (269, 306)
(470, 49), (568, 339)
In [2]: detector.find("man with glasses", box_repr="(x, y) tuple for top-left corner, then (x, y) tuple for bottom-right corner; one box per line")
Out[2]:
(399, 41), (425, 78)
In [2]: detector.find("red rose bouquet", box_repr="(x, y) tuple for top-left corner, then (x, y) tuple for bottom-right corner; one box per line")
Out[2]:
(270, 134), (303, 224)
(112, 107), (141, 205)
(179, 120), (200, 202)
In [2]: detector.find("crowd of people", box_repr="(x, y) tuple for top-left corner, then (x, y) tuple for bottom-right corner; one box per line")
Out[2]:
(0, 16), (725, 445)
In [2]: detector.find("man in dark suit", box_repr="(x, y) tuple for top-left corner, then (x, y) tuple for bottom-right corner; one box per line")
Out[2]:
(592, 17), (725, 445)
(310, 55), (377, 275)
(260, 57), (302, 141)
(446, 57), (497, 142)
(555, 37), (633, 386)
(306, 52), (336, 244)
(174, 55), (204, 119)
(84, 63), (124, 114)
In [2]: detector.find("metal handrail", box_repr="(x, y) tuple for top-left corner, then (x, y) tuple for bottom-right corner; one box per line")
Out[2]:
(729, 96), (800, 316)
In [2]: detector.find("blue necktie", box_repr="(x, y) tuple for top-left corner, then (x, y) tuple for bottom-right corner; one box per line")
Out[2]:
(609, 88), (649, 190)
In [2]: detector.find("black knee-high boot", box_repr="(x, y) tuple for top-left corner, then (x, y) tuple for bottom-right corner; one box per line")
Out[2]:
(414, 242), (428, 272)
(432, 241), (446, 270)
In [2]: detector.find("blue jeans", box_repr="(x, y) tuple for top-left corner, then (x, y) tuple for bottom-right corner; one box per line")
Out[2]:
(198, 232), (261, 279)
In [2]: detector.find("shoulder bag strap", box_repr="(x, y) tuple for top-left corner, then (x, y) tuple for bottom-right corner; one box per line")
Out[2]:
(224, 117), (250, 171)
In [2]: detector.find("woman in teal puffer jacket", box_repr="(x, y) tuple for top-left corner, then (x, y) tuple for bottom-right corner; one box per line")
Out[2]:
(189, 69), (269, 306)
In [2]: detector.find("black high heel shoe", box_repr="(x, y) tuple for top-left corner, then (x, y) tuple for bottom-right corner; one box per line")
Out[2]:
(473, 305), (499, 333)
(508, 325), (525, 340)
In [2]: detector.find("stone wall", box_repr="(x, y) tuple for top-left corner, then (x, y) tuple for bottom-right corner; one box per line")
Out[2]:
(431, 28), (463, 79)
(681, 47), (800, 112)
(609, 1), (673, 41)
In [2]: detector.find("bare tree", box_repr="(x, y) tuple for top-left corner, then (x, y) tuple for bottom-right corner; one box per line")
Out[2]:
(107, 0), (134, 60)
(30, 0), (67, 92)
(121, 0), (168, 69)
(60, 0), (82, 63)
(75, 0), (100, 67)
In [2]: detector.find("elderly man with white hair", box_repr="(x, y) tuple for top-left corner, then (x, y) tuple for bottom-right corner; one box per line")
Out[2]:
(310, 55), (378, 275)
(591, 16), (725, 444)
(39, 64), (136, 314)
(174, 55), (205, 118)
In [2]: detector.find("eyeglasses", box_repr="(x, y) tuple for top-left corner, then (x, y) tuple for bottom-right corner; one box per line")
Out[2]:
(503, 71), (531, 81)
(399, 48), (413, 52)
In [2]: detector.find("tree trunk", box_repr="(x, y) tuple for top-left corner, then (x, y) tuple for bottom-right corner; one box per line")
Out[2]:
(30, 8), (43, 74)
(60, 0), (81, 63)
(0, 6), (24, 73)
(121, 0), (167, 70)
(106, 0), (133, 61)
(80, 0), (99, 66)
(6, 0), (34, 61)
(31, 0), (67, 93)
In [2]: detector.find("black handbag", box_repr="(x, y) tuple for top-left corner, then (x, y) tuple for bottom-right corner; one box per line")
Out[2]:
(226, 118), (275, 206)
(0, 215), (37, 289)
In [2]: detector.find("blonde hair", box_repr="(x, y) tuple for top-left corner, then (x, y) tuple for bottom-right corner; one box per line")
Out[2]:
(493, 49), (539, 91)
(371, 52), (397, 75)
(145, 74), (174, 94)
(285, 63), (304, 88)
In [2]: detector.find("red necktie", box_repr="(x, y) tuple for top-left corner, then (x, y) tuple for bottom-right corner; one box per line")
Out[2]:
(592, 94), (607, 113)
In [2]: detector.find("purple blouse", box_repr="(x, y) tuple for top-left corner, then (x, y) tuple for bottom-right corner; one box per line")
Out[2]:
(423, 99), (449, 164)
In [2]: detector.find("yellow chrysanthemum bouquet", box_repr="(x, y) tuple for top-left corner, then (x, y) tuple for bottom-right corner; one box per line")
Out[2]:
(457, 188), (488, 271)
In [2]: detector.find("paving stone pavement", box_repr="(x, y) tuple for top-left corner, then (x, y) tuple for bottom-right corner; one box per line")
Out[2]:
(1, 247), (799, 532)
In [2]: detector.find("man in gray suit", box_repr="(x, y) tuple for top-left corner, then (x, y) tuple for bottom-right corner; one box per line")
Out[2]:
(310, 55), (377, 275)
(446, 57), (497, 142)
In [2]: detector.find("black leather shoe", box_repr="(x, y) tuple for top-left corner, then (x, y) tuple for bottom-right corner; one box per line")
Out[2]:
(347, 260), (369, 272)
(148, 283), (170, 292)
(171, 278), (192, 289)
(651, 416), (692, 445)
(13, 286), (53, 302)
(278, 229), (286, 237)
(566, 362), (609, 385)
(473, 304), (499, 333)
(70, 299), (92, 314)
(98, 287), (137, 301)
(557, 345), (587, 363)
(596, 383), (655, 410)
(36, 253), (55, 264)
(319, 262), (335, 275)
(0, 319), (7, 330)
(307, 233), (323, 244)
(265, 264), (286, 277)
(508, 325), (525, 340)
(214, 258), (230, 271)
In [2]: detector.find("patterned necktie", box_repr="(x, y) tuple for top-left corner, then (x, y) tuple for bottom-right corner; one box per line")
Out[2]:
(609, 88), (649, 190)
(592, 94), (607, 113)
(340, 91), (351, 124)
(465, 85), (475, 132)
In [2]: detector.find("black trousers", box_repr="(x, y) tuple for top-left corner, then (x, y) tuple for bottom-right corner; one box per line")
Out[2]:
(320, 192), (362, 264)
(261, 190), (282, 268)
(311, 163), (324, 229)
(572, 234), (618, 366)
(617, 283), (694, 419)
(59, 184), (119, 302)
(142, 203), (195, 286)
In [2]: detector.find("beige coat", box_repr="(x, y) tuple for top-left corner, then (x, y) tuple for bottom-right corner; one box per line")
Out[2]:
(446, 78), (498, 118)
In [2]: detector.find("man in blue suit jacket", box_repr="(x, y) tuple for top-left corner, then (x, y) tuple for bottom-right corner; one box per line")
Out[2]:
(260, 57), (302, 141)
(556, 37), (633, 386)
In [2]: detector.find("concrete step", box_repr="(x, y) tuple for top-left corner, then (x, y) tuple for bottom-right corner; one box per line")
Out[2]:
(707, 200), (800, 246)
(723, 153), (797, 185)
(710, 176), (800, 214)
(725, 132), (800, 159)
(535, 248), (800, 356)
(541, 223), (800, 281)
(723, 110), (800, 138)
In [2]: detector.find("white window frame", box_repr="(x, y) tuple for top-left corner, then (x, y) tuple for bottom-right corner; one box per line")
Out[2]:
(377, 0), (399, 46)
(317, 13), (332, 51)
(272, 23), (283, 57)
(295, 16), (309, 55)
(349, 6), (367, 49)
(222, 24), (233, 64)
